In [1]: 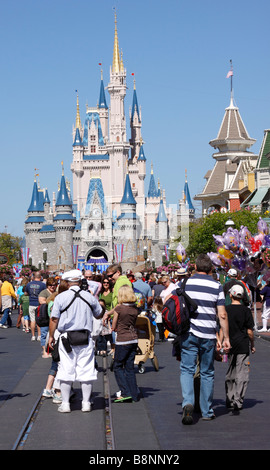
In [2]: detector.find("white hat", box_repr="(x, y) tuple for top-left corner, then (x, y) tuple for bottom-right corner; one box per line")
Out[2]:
(176, 268), (187, 276)
(228, 268), (238, 277)
(62, 269), (83, 282)
(229, 284), (244, 299)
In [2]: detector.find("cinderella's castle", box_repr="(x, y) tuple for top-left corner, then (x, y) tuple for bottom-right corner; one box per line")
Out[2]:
(24, 13), (195, 273)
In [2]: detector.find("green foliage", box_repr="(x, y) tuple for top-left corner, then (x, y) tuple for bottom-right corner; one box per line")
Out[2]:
(0, 233), (22, 265)
(186, 210), (263, 260)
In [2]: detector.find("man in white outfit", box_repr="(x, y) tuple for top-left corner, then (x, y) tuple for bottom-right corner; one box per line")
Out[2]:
(49, 269), (104, 413)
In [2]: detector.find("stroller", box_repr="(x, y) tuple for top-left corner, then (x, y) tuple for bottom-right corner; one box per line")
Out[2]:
(134, 313), (159, 374)
(108, 312), (159, 374)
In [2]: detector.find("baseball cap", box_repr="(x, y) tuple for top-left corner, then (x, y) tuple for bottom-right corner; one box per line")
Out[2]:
(62, 269), (84, 282)
(229, 284), (244, 299)
(228, 268), (238, 277)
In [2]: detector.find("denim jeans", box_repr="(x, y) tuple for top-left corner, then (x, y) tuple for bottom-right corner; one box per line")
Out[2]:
(180, 333), (216, 418)
(0, 308), (11, 326)
(113, 343), (138, 401)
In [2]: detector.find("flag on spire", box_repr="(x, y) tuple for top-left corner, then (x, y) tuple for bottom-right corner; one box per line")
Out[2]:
(226, 70), (233, 78)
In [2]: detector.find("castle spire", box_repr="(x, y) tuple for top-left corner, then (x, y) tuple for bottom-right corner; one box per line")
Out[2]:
(112, 9), (121, 73)
(75, 91), (81, 129)
(98, 63), (108, 109)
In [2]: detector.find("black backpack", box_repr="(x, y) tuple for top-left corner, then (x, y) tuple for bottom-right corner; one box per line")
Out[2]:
(161, 278), (197, 336)
(35, 303), (50, 327)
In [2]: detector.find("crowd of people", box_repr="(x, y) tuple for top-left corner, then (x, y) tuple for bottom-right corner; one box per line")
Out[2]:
(0, 255), (267, 423)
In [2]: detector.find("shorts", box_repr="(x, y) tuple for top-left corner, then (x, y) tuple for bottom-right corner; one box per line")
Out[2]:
(29, 305), (37, 323)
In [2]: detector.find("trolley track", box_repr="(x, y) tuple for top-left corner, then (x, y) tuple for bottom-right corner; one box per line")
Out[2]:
(11, 356), (115, 451)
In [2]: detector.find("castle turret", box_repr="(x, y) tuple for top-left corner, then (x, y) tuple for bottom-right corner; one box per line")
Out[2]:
(24, 176), (45, 266)
(116, 171), (138, 271)
(53, 164), (76, 269)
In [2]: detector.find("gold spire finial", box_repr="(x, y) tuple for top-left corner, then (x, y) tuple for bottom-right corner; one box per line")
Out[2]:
(185, 169), (187, 182)
(151, 162), (153, 174)
(112, 8), (121, 73)
(75, 91), (81, 129)
(61, 161), (64, 176)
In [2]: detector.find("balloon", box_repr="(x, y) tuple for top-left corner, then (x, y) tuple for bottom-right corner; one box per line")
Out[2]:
(232, 255), (247, 271)
(239, 244), (249, 257)
(239, 226), (252, 245)
(217, 246), (234, 259)
(213, 235), (224, 246)
(257, 217), (269, 235)
(176, 243), (186, 263)
(264, 235), (270, 247)
(223, 229), (239, 252)
(207, 252), (222, 267)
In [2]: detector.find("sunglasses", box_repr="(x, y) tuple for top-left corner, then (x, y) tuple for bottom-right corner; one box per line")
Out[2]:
(107, 274), (114, 278)
(103, 282), (109, 284)
(85, 276), (92, 279)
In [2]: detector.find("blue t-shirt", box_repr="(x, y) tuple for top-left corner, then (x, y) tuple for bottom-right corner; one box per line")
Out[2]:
(25, 280), (46, 306)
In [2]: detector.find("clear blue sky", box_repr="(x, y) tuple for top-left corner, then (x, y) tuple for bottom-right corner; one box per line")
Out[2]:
(1, 0), (270, 237)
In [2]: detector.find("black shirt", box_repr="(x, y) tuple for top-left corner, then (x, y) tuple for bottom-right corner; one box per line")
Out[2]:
(226, 304), (254, 355)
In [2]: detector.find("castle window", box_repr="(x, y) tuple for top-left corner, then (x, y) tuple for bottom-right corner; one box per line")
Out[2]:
(90, 135), (95, 141)
(91, 145), (96, 153)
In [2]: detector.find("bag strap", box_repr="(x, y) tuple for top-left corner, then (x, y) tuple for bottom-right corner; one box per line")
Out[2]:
(60, 289), (92, 314)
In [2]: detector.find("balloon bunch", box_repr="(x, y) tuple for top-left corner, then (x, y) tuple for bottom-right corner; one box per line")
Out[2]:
(176, 242), (188, 266)
(208, 217), (270, 275)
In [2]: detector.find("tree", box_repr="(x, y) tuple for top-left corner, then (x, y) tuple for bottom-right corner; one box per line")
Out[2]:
(185, 210), (263, 260)
(0, 232), (22, 265)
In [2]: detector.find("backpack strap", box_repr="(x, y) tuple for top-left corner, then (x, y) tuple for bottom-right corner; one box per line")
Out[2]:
(60, 289), (92, 314)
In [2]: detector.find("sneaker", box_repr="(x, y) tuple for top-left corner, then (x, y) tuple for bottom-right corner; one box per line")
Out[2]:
(37, 336), (41, 341)
(58, 403), (71, 413)
(81, 401), (91, 412)
(42, 389), (53, 398)
(182, 404), (194, 425)
(258, 328), (267, 332)
(0, 324), (8, 329)
(31, 336), (36, 341)
(202, 414), (216, 421)
(52, 393), (62, 404)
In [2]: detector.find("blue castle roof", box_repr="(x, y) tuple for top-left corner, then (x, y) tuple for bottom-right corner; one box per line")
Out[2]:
(184, 181), (195, 212)
(99, 78), (108, 109)
(138, 145), (146, 161)
(73, 128), (82, 146)
(156, 198), (167, 222)
(148, 173), (158, 198)
(56, 175), (72, 207)
(121, 173), (136, 205)
(28, 181), (44, 212)
(131, 88), (140, 123)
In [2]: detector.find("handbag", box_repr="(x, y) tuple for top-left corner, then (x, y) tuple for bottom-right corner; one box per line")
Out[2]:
(51, 338), (60, 362)
(67, 329), (89, 346)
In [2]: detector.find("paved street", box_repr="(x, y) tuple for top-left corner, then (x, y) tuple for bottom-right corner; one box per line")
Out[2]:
(1, 309), (270, 452)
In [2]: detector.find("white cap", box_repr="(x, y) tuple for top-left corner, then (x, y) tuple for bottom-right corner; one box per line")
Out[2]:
(176, 268), (187, 275)
(228, 268), (238, 277)
(229, 284), (244, 299)
(62, 269), (84, 282)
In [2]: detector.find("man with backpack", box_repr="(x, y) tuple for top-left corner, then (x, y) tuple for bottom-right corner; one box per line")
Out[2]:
(48, 269), (104, 413)
(180, 254), (230, 424)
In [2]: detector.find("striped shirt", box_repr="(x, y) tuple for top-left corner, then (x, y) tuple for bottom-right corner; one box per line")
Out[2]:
(185, 274), (225, 339)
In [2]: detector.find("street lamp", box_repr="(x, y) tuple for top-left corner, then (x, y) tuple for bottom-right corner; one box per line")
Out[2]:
(143, 246), (148, 269)
(162, 251), (166, 264)
(152, 258), (155, 269)
(225, 219), (235, 228)
(43, 248), (47, 270)
(38, 261), (41, 270)
(29, 255), (32, 267)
